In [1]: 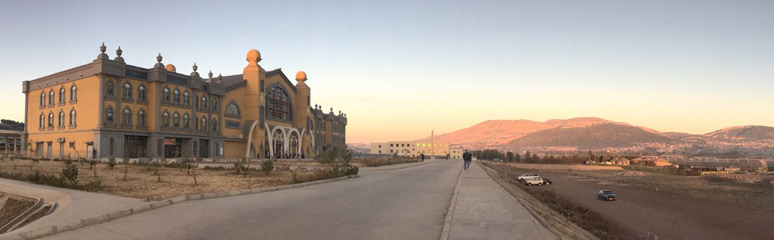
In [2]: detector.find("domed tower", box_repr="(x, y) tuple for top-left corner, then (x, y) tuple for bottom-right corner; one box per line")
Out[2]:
(243, 49), (266, 157)
(294, 71), (311, 128)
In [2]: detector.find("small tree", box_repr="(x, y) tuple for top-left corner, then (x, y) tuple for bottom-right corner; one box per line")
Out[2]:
(107, 157), (116, 171)
(61, 162), (79, 188)
(260, 159), (274, 175)
(88, 160), (98, 177)
(123, 163), (129, 181)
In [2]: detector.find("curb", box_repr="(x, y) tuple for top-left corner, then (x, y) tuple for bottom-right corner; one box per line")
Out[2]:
(1, 174), (360, 240)
(439, 163), (464, 240)
(360, 160), (442, 171)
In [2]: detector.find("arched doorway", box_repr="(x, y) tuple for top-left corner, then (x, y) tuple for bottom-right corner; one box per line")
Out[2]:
(272, 130), (284, 159)
(289, 133), (299, 159)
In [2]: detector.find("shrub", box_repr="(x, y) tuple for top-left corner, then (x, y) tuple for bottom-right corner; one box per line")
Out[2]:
(81, 179), (103, 191)
(261, 159), (274, 175)
(61, 163), (79, 187)
(107, 157), (116, 170)
(234, 159), (250, 177)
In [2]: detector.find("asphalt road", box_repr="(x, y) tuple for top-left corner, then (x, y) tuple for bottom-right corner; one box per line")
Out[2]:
(523, 170), (774, 240)
(42, 160), (461, 240)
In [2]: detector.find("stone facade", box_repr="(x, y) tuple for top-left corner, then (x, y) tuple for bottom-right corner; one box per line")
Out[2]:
(22, 44), (346, 160)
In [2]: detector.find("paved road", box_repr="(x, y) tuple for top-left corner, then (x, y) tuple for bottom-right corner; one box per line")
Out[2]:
(43, 160), (462, 240)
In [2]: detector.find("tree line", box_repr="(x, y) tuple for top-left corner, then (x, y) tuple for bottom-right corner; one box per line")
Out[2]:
(471, 149), (636, 165)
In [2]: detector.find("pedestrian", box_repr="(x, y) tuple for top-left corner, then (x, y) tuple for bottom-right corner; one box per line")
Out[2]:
(421, 153), (425, 161)
(462, 150), (472, 170)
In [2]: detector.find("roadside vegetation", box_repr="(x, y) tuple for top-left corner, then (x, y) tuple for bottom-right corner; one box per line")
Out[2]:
(0, 151), (358, 200)
(353, 154), (421, 167)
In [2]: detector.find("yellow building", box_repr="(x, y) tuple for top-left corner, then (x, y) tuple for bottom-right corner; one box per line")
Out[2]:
(370, 141), (451, 157)
(22, 44), (347, 160)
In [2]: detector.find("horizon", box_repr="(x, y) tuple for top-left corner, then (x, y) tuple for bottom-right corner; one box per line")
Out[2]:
(3, 0), (774, 144)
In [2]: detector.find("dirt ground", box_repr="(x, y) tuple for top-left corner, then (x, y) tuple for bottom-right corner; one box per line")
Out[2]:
(491, 163), (774, 240)
(0, 159), (328, 200)
(0, 193), (36, 227)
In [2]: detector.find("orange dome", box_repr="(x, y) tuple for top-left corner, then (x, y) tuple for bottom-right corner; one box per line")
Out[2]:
(165, 64), (176, 72)
(295, 71), (307, 81)
(246, 49), (261, 63)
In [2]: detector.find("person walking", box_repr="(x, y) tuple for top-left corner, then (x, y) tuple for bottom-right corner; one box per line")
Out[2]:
(462, 150), (472, 170)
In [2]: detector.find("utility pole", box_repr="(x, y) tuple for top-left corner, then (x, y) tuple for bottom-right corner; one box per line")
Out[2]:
(431, 129), (436, 160)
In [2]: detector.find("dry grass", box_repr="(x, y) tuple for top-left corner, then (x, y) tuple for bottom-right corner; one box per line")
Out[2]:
(541, 167), (774, 209)
(0, 159), (329, 200)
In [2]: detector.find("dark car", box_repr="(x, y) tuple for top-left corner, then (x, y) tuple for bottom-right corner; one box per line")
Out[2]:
(542, 178), (552, 185)
(597, 189), (616, 201)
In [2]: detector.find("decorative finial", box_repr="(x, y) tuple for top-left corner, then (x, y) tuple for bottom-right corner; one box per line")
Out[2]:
(218, 73), (223, 81)
(192, 63), (198, 72)
(208, 70), (213, 78)
(116, 46), (122, 56)
(100, 43), (106, 53)
(330, 107), (333, 113)
(157, 53), (163, 63)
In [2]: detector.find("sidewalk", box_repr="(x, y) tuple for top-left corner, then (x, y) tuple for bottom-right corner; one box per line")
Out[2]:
(0, 178), (145, 236)
(447, 162), (557, 240)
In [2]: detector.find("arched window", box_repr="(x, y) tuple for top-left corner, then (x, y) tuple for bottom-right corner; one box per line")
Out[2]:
(48, 112), (53, 127)
(122, 108), (132, 125)
(70, 85), (77, 102)
(163, 87), (170, 102)
(200, 96), (207, 110)
(39, 113), (44, 128)
(59, 87), (65, 103)
(138, 85), (146, 101)
(225, 103), (240, 117)
(40, 92), (45, 107)
(183, 113), (190, 128)
(58, 111), (65, 127)
(267, 85), (291, 121)
(173, 89), (180, 104)
(183, 91), (190, 106)
(48, 90), (54, 105)
(201, 117), (207, 132)
(162, 111), (170, 127)
(137, 110), (146, 127)
(105, 107), (114, 124)
(106, 81), (115, 97)
(212, 98), (218, 111)
(173, 112), (180, 128)
(212, 118), (218, 132)
(69, 109), (76, 126)
(123, 83), (132, 100)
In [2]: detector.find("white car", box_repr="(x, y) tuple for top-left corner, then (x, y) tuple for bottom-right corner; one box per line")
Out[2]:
(517, 173), (539, 181)
(523, 177), (544, 186)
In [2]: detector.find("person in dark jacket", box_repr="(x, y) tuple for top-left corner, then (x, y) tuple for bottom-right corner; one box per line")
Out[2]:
(462, 150), (472, 170)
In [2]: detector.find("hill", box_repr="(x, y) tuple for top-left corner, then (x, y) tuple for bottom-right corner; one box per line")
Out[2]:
(705, 126), (774, 141)
(504, 123), (675, 150)
(420, 117), (619, 148)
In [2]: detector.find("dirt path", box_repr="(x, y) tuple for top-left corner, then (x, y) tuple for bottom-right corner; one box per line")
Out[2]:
(511, 168), (774, 240)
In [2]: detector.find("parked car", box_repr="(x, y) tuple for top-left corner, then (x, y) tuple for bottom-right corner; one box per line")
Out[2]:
(493, 158), (501, 162)
(542, 178), (552, 185)
(523, 177), (544, 186)
(597, 189), (616, 201)
(517, 173), (539, 181)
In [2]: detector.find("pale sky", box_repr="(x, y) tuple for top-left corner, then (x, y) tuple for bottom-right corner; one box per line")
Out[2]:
(2, 0), (773, 144)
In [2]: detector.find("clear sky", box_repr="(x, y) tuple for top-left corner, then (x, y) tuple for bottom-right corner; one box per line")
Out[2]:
(2, 0), (773, 144)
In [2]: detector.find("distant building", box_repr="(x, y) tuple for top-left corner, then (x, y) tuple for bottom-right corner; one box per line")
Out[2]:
(370, 141), (451, 157)
(631, 157), (672, 167)
(450, 147), (463, 159)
